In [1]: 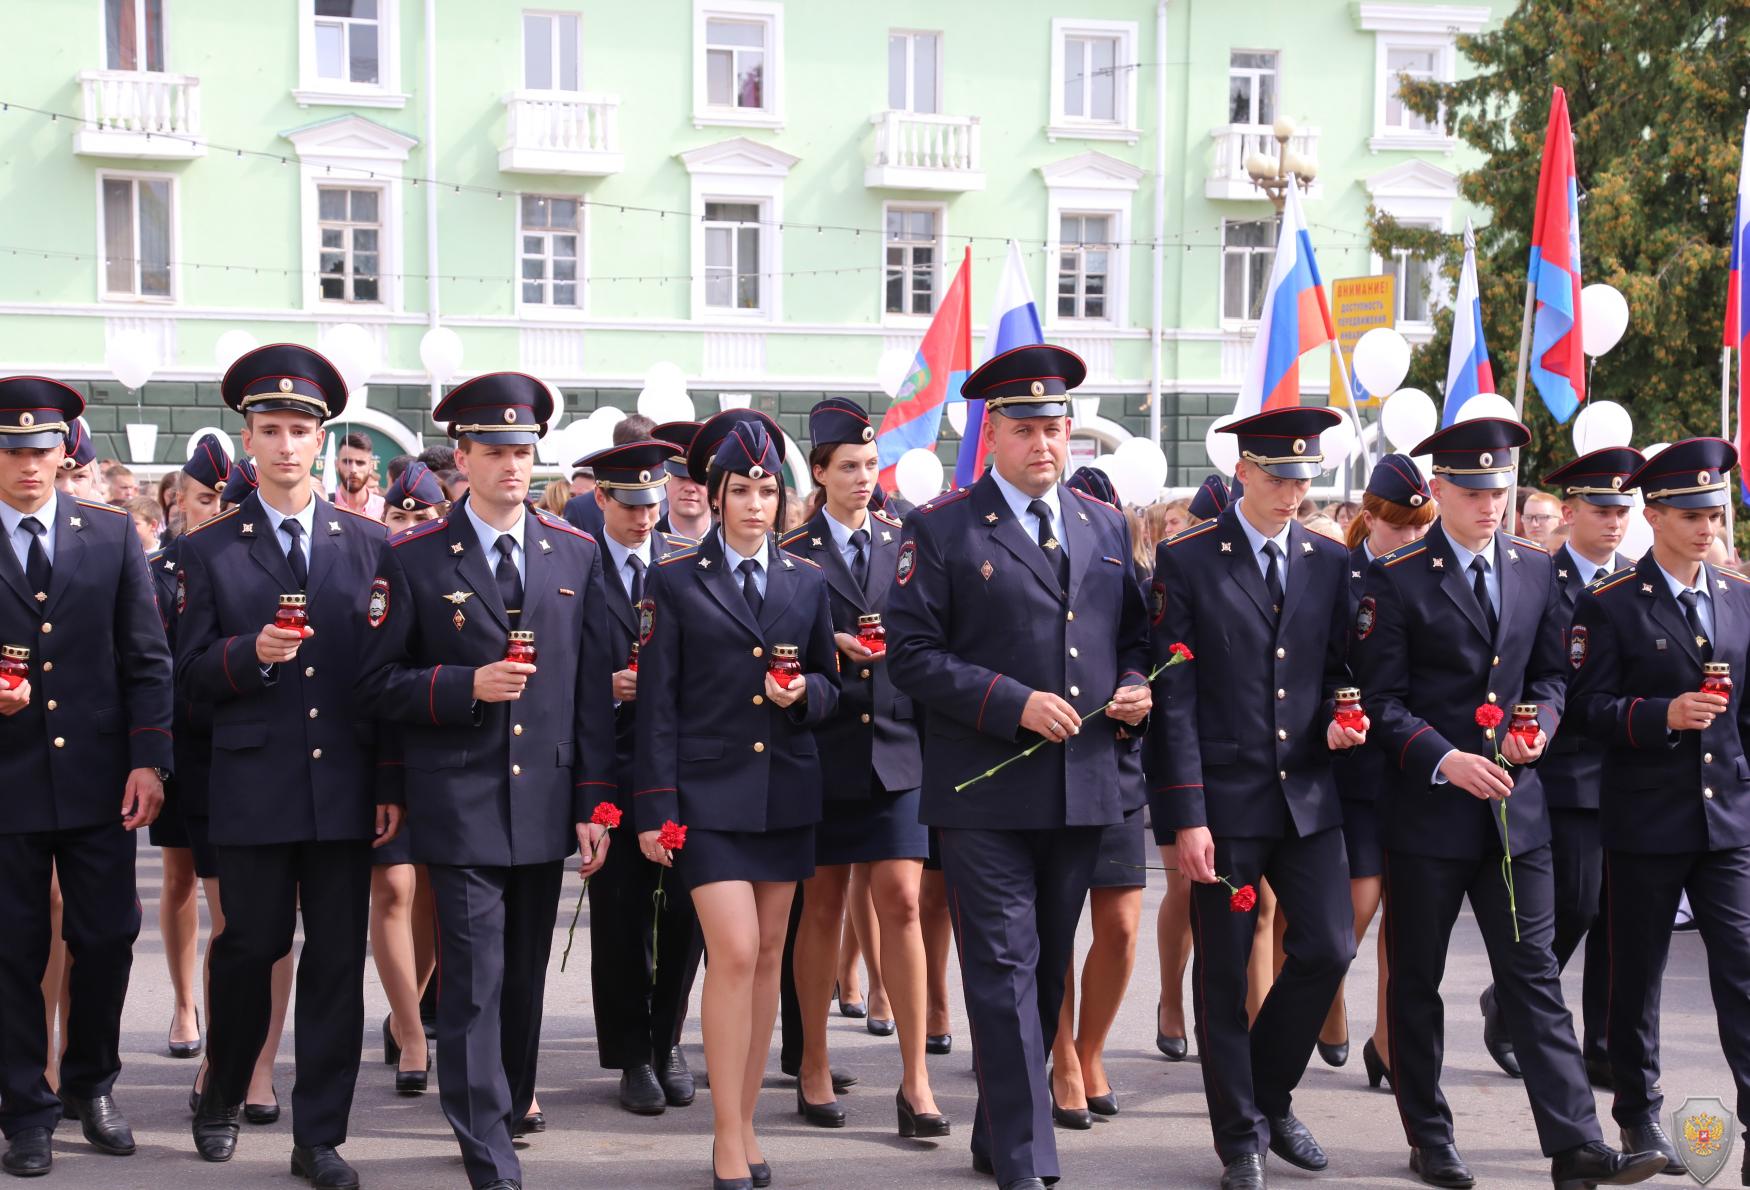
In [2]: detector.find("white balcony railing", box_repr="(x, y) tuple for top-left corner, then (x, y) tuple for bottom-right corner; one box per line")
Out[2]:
(1206, 123), (1321, 201)
(498, 91), (624, 176)
(75, 69), (205, 158)
(864, 110), (985, 192)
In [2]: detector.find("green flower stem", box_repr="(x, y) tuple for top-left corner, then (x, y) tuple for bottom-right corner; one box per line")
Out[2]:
(651, 872), (669, 986)
(559, 876), (590, 972)
(1487, 730), (1521, 943)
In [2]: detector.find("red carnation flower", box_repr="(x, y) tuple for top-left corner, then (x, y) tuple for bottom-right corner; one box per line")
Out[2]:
(1475, 704), (1505, 730)
(1229, 883), (1257, 913)
(657, 820), (688, 852)
(590, 802), (623, 830)
(1170, 642), (1194, 661)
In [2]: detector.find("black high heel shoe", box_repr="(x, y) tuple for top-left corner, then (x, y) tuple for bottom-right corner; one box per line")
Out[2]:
(188, 1063), (206, 1114)
(1087, 1089), (1119, 1116)
(1318, 1037), (1350, 1068)
(795, 1083), (846, 1128)
(749, 1160), (771, 1188)
(1362, 1037), (1392, 1089)
(396, 1051), (431, 1095)
(866, 1016), (895, 1037)
(243, 1088), (279, 1125)
(711, 1141), (756, 1190)
(897, 1088), (950, 1138)
(1048, 1072), (1092, 1131)
(1155, 998), (1188, 1060)
(383, 1013), (401, 1065)
(168, 1009), (203, 1059)
(925, 1033), (952, 1055)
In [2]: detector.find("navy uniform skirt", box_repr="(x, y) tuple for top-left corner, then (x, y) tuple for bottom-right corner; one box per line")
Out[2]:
(1341, 797), (1384, 879)
(1089, 805), (1147, 889)
(816, 787), (928, 867)
(680, 824), (815, 891)
(372, 816), (416, 867)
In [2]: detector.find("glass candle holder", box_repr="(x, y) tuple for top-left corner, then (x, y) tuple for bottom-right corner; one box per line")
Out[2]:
(767, 643), (802, 690)
(856, 613), (886, 656)
(1332, 687), (1364, 733)
(274, 593), (308, 632)
(1702, 662), (1733, 700)
(0, 645), (28, 691)
(505, 630), (538, 665)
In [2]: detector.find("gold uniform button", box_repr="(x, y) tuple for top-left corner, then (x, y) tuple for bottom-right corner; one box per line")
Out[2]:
(512, 764), (523, 776)
(1069, 647), (1079, 658)
(1705, 752), (1714, 764)
(1066, 611), (1075, 622)
(40, 622), (51, 634)
(308, 708), (319, 719)
(753, 742), (765, 753)
(1492, 656), (1501, 667)
(1278, 770), (1287, 781)
(1275, 647), (1286, 660)
(1276, 689), (1286, 700)
(1486, 692), (1498, 704)
(40, 661), (52, 673)
(311, 748), (322, 759)
(752, 647), (764, 659)
(513, 724), (524, 735)
(53, 737), (64, 748)
(860, 669), (872, 680)
(1277, 729), (1288, 740)
(304, 666), (316, 677)
(1069, 685), (1080, 697)
(1705, 787), (1716, 799)
(45, 700), (56, 711)
(860, 713), (872, 724)
(752, 695), (764, 706)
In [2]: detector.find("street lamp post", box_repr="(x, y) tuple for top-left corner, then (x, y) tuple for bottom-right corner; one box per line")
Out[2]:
(1243, 117), (1317, 210)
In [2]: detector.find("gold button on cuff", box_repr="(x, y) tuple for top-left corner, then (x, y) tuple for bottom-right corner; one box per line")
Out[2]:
(752, 695), (764, 706)
(1069, 685), (1080, 697)
(53, 737), (64, 748)
(311, 748), (322, 759)
(860, 669), (871, 679)
(753, 742), (765, 753)
(860, 713), (872, 724)
(752, 647), (764, 658)
(1486, 692), (1498, 704)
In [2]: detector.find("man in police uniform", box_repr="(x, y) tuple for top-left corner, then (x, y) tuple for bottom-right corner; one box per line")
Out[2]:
(1149, 407), (1362, 1190)
(654, 420), (710, 541)
(574, 438), (704, 1116)
(50, 418), (99, 500)
(1567, 438), (1750, 1176)
(1477, 448), (1641, 1087)
(357, 372), (617, 1190)
(0, 377), (171, 1178)
(177, 344), (398, 1187)
(1352, 417), (1665, 1190)
(886, 344), (1150, 1190)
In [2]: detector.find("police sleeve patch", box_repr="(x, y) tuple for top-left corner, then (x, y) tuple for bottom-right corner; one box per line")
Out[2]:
(1149, 579), (1166, 626)
(1355, 595), (1377, 640)
(637, 598), (655, 646)
(367, 578), (390, 629)
(1568, 625), (1588, 669)
(895, 540), (917, 586)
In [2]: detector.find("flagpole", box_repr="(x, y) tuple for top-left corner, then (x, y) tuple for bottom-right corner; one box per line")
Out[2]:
(1329, 344), (1373, 501)
(1725, 344), (1736, 545)
(1507, 277), (1536, 533)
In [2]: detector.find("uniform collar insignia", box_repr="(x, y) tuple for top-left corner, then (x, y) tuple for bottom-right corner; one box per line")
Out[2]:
(984, 512), (999, 524)
(1507, 548), (1519, 562)
(67, 516), (81, 529)
(451, 542), (465, 555)
(1077, 510), (1088, 522)
(164, 559), (175, 570)
(1219, 540), (1232, 553)
(1300, 540), (1314, 555)
(880, 530), (892, 542)
(1642, 583), (1655, 594)
(698, 557), (712, 568)
(1720, 579), (1729, 591)
(538, 539), (551, 553)
(1352, 569), (1361, 579)
(328, 520), (342, 534)
(240, 523), (254, 536)
(781, 557), (794, 569)
(1431, 556), (1444, 569)
(443, 591), (474, 605)
(810, 536), (823, 547)
(1558, 568), (1569, 579)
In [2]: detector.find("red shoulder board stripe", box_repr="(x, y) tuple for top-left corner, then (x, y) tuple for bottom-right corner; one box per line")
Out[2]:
(389, 519), (450, 548)
(915, 488), (972, 515)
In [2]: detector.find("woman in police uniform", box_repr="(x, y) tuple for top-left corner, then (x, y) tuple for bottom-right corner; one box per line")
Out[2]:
(778, 398), (945, 1137)
(634, 409), (841, 1190)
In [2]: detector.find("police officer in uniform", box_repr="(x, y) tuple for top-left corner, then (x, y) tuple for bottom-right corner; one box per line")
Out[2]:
(357, 372), (617, 1190)
(1148, 407), (1362, 1190)
(221, 458), (258, 506)
(1188, 472), (1240, 523)
(0, 377), (172, 1178)
(1566, 438), (1750, 1176)
(653, 420), (712, 541)
(574, 438), (704, 1117)
(886, 344), (1150, 1190)
(1478, 447), (1641, 1087)
(50, 418), (99, 499)
(1351, 417), (1665, 1190)
(178, 344), (398, 1187)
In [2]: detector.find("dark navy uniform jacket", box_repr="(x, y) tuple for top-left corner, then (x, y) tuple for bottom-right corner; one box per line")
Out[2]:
(174, 491), (393, 846)
(1335, 543), (1391, 809)
(357, 498), (618, 867)
(601, 529), (698, 812)
(150, 537), (216, 817)
(885, 474), (1150, 832)
(1145, 509), (1350, 838)
(1351, 522), (1567, 859)
(562, 492), (604, 540)
(1565, 553), (1750, 854)
(778, 505), (922, 799)
(0, 493), (172, 834)
(1540, 544), (1632, 811)
(633, 531), (841, 834)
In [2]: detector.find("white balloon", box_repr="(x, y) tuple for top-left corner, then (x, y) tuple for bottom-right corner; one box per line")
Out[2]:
(1318, 412), (1357, 473)
(894, 448), (945, 506)
(877, 348), (916, 400)
(418, 326), (465, 383)
(105, 330), (158, 390)
(1411, 453), (1435, 479)
(636, 386), (695, 424)
(1580, 283), (1630, 358)
(1644, 441), (1670, 459)
(1205, 414), (1242, 476)
(1620, 492), (1653, 559)
(1571, 400), (1634, 454)
(588, 404), (625, 426)
(184, 426), (235, 463)
(1456, 392), (1517, 423)
(1350, 327), (1412, 397)
(320, 323), (378, 391)
(212, 329), (258, 373)
(1380, 388), (1438, 452)
(945, 402), (967, 436)
(643, 361), (686, 394)
(1113, 438), (1168, 505)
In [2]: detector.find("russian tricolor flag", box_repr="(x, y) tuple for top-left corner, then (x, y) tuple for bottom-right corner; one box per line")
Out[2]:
(1728, 112), (1750, 501)
(1441, 219), (1495, 426)
(1526, 86), (1586, 424)
(954, 241), (1044, 487)
(875, 247), (973, 493)
(1233, 182), (1337, 417)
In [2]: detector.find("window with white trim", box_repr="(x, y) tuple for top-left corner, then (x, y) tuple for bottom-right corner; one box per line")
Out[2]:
(1064, 35), (1118, 123)
(1056, 213), (1113, 321)
(884, 206), (939, 316)
(1047, 19), (1138, 140)
(520, 195), (581, 308)
(317, 185), (382, 303)
(523, 11), (581, 92)
(1389, 219), (1440, 324)
(1222, 218), (1277, 322)
(705, 18), (767, 111)
(1228, 51), (1277, 125)
(1384, 45), (1437, 132)
(888, 31), (939, 114)
(1356, 5), (1488, 151)
(313, 0), (380, 86)
(100, 174), (173, 299)
(703, 201), (764, 312)
(105, 0), (164, 72)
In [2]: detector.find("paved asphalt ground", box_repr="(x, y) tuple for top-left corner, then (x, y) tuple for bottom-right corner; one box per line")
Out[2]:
(27, 837), (1740, 1188)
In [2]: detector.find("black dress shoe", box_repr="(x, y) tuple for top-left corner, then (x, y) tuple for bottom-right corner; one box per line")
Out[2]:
(1, 1127), (51, 1178)
(244, 1089), (280, 1125)
(1587, 1056), (1616, 1090)
(926, 1034), (952, 1055)
(750, 1159), (772, 1188)
(896, 1088), (950, 1138)
(478, 1182), (521, 1190)
(1619, 1123), (1684, 1176)
(1267, 1110), (1328, 1171)
(291, 1144), (360, 1189)
(513, 1112), (545, 1137)
(1087, 1089), (1119, 1116)
(1410, 1144), (1475, 1188)
(972, 1151), (994, 1175)
(59, 1093), (135, 1155)
(796, 1084), (846, 1127)
(1479, 986), (1522, 1078)
(619, 1064), (667, 1115)
(656, 1048), (696, 1106)
(866, 1017), (895, 1037)
(1363, 1037), (1393, 1089)
(168, 1009), (203, 1059)
(1220, 1153), (1266, 1190)
(1002, 1180), (1047, 1190)
(192, 1105), (241, 1163)
(1551, 1140), (1670, 1190)
(1317, 1038), (1350, 1067)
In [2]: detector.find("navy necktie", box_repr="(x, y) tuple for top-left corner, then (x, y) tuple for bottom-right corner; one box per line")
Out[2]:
(496, 534), (523, 617)
(627, 553), (645, 610)
(738, 558), (763, 617)
(1679, 588), (1711, 660)
(1470, 556), (1497, 637)
(1261, 540), (1284, 617)
(21, 517), (50, 601)
(1028, 499), (1068, 592)
(848, 528), (870, 591)
(281, 518), (308, 590)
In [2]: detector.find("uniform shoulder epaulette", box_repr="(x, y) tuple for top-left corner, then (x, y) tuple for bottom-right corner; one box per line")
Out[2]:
(183, 506), (241, 536)
(660, 531), (699, 551)
(535, 510), (593, 542)
(73, 498), (126, 517)
(776, 526), (809, 549)
(1378, 542), (1428, 568)
(657, 546), (699, 567)
(1589, 570), (1639, 595)
(1719, 567), (1750, 586)
(389, 518), (448, 548)
(1163, 520), (1219, 548)
(915, 487), (971, 515)
(872, 508), (903, 528)
(785, 552), (822, 569)
(331, 504), (382, 525)
(1505, 533), (1547, 554)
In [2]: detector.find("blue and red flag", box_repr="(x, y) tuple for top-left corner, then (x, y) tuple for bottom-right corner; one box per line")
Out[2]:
(1441, 219), (1495, 426)
(955, 241), (1043, 487)
(1525, 86), (1586, 424)
(875, 247), (972, 493)
(1233, 182), (1337, 417)
(1728, 111), (1750, 501)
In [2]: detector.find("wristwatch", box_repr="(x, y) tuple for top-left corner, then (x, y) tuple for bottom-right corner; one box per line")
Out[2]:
(153, 767), (171, 782)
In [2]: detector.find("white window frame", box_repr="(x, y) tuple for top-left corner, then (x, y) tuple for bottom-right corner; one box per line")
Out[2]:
(102, 0), (169, 73)
(1047, 18), (1139, 144)
(1356, 4), (1491, 152)
(521, 10), (584, 94)
(1040, 151), (1140, 330)
(887, 29), (943, 115)
(880, 201), (946, 326)
(1381, 218), (1442, 328)
(1365, 159), (1462, 330)
(294, 0), (408, 110)
(284, 114), (416, 311)
(515, 193), (589, 318)
(95, 170), (177, 303)
(699, 198), (770, 318)
(1219, 217), (1278, 328)
(1226, 49), (1278, 127)
(692, 0), (784, 131)
(1054, 212), (1118, 324)
(315, 183), (386, 306)
(680, 137), (798, 323)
